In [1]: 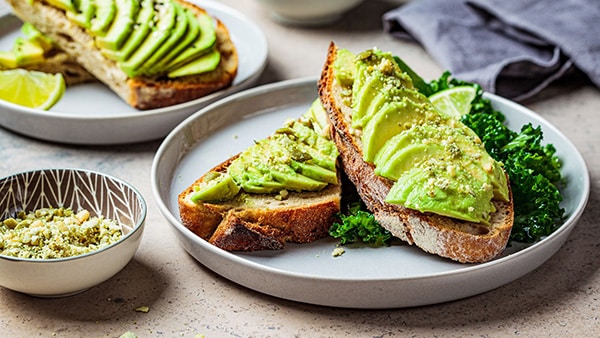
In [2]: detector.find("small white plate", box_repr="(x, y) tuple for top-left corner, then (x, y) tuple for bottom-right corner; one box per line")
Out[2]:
(0, 1), (268, 145)
(151, 78), (590, 309)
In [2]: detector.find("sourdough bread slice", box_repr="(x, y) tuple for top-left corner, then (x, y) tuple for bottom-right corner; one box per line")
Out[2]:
(7, 0), (238, 110)
(318, 42), (514, 263)
(178, 155), (342, 251)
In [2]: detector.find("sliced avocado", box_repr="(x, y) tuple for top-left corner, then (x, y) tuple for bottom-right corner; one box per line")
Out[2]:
(242, 182), (286, 194)
(346, 47), (511, 224)
(377, 123), (508, 222)
(386, 165), (495, 224)
(455, 125), (510, 202)
(119, 0), (177, 77)
(304, 99), (330, 135)
(290, 119), (338, 157)
(164, 11), (217, 72)
(167, 48), (220, 78)
(0, 25), (51, 68)
(241, 167), (285, 192)
(227, 119), (338, 196)
(0, 52), (18, 68)
(291, 161), (337, 185)
(278, 123), (337, 171)
(66, 0), (96, 28)
(351, 70), (385, 128)
(45, 0), (75, 12)
(90, 0), (117, 36)
(351, 49), (416, 128)
(271, 170), (328, 192)
(333, 48), (356, 87)
(20, 23), (54, 51)
(375, 125), (463, 178)
(373, 131), (416, 175)
(228, 143), (293, 194)
(373, 131), (411, 167)
(96, 0), (140, 51)
(190, 172), (240, 203)
(361, 99), (430, 163)
(356, 91), (387, 128)
(106, 0), (154, 61)
(437, 124), (509, 201)
(292, 141), (337, 172)
(228, 164), (287, 194)
(139, 2), (189, 74)
(13, 37), (45, 65)
(148, 6), (200, 73)
(376, 142), (443, 181)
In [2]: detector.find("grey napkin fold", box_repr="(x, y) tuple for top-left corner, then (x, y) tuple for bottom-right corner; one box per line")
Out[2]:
(383, 0), (600, 101)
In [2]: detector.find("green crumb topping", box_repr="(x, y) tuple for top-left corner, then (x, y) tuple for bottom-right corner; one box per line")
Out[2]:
(0, 207), (122, 259)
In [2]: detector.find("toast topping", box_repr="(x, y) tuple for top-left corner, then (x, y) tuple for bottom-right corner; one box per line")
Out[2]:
(333, 48), (508, 224)
(190, 172), (240, 203)
(191, 110), (339, 203)
(31, 0), (221, 78)
(0, 24), (54, 69)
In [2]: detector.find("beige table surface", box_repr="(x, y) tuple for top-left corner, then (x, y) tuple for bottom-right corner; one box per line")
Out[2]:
(1, 0), (599, 336)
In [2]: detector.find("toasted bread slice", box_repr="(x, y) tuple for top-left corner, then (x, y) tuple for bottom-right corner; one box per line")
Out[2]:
(7, 0), (238, 110)
(178, 155), (342, 251)
(318, 42), (514, 263)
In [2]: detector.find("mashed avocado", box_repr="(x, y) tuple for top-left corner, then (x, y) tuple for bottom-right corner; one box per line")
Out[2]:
(333, 48), (509, 224)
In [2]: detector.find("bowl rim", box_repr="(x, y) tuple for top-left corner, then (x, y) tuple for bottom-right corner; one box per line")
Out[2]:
(0, 168), (147, 263)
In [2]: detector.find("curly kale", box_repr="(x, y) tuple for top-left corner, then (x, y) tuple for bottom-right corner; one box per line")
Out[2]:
(427, 70), (566, 243)
(329, 201), (391, 247)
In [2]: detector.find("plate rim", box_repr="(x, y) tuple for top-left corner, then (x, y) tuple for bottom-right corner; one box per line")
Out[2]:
(151, 77), (590, 307)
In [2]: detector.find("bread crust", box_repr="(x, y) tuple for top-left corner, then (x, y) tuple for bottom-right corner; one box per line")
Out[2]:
(178, 155), (342, 251)
(7, 0), (238, 110)
(318, 42), (514, 263)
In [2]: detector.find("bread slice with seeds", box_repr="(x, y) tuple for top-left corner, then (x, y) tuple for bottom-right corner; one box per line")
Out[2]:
(177, 155), (342, 251)
(318, 42), (514, 263)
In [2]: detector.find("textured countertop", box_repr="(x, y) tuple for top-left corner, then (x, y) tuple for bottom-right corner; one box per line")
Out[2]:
(1, 0), (599, 336)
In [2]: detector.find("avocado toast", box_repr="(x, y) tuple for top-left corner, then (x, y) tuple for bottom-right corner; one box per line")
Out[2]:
(319, 42), (514, 263)
(178, 105), (343, 251)
(179, 43), (514, 262)
(6, 0), (238, 110)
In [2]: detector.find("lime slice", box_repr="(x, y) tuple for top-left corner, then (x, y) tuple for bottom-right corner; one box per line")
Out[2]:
(0, 69), (65, 110)
(429, 86), (477, 119)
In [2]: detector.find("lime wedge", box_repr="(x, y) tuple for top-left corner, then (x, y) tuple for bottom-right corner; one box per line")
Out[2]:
(0, 69), (65, 110)
(429, 86), (477, 119)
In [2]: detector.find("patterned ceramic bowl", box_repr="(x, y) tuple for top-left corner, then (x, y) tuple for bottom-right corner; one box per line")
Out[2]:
(0, 169), (146, 297)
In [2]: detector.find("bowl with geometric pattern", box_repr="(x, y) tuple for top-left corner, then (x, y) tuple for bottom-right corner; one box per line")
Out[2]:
(0, 168), (146, 297)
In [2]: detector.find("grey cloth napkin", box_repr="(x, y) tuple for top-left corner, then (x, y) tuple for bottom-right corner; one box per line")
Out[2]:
(383, 0), (600, 101)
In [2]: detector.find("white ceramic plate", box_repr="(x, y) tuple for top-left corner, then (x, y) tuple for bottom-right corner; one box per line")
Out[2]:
(151, 78), (590, 309)
(0, 1), (267, 145)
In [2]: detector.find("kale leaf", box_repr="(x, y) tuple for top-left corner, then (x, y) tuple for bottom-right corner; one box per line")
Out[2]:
(329, 201), (392, 247)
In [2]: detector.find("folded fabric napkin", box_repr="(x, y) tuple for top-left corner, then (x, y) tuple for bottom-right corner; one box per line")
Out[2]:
(383, 0), (600, 101)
